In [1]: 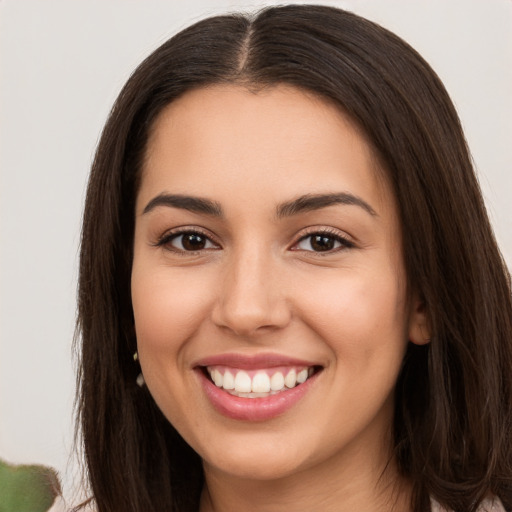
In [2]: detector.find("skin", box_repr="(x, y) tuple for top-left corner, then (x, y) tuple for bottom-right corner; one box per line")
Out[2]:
(131, 84), (428, 511)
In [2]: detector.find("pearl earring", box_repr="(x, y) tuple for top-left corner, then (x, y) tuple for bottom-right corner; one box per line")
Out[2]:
(133, 351), (145, 387)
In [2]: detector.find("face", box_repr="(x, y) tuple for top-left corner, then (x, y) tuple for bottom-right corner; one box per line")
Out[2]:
(131, 85), (426, 483)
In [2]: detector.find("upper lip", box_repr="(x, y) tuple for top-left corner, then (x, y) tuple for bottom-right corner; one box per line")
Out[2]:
(193, 352), (321, 370)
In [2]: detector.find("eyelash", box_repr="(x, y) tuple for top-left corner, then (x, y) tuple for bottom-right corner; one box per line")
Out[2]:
(292, 228), (355, 254)
(155, 228), (219, 255)
(154, 227), (355, 255)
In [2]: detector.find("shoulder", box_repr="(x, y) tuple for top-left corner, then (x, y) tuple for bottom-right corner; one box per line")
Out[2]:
(48, 497), (69, 512)
(431, 496), (507, 512)
(48, 496), (97, 512)
(475, 497), (507, 512)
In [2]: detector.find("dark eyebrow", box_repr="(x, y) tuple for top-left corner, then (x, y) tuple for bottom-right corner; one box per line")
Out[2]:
(142, 193), (223, 217)
(276, 193), (377, 218)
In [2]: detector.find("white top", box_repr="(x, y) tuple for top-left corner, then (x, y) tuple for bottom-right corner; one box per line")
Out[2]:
(431, 496), (506, 512)
(50, 495), (507, 511)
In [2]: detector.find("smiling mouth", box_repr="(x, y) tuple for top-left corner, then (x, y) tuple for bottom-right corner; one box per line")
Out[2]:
(202, 365), (322, 398)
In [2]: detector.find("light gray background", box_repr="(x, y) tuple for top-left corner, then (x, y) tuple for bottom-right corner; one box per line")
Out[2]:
(1, 0), (511, 502)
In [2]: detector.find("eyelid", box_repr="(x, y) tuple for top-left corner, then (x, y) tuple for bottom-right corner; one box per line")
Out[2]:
(290, 226), (355, 252)
(153, 226), (221, 252)
(152, 225), (354, 254)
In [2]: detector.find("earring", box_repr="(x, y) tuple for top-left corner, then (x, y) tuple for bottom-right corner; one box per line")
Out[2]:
(133, 351), (145, 387)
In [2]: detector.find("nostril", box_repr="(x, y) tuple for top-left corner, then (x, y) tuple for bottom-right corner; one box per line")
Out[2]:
(211, 281), (292, 335)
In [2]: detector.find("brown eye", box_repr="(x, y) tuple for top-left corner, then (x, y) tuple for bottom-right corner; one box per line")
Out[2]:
(310, 235), (336, 251)
(182, 233), (206, 250)
(167, 232), (217, 252)
(294, 232), (354, 253)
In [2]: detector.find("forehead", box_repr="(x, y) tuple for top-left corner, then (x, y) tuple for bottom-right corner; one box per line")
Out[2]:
(139, 84), (394, 217)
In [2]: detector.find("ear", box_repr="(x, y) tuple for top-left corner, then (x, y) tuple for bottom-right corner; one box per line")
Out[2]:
(408, 294), (431, 345)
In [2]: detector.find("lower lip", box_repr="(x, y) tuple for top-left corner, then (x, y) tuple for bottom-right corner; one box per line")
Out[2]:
(197, 369), (319, 421)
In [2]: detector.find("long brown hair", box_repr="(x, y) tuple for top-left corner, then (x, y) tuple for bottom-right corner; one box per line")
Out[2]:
(76, 5), (512, 511)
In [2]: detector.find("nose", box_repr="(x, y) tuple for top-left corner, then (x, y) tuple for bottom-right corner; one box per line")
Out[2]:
(211, 249), (291, 337)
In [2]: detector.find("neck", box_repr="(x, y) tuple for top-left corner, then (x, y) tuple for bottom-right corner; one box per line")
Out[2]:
(199, 433), (412, 512)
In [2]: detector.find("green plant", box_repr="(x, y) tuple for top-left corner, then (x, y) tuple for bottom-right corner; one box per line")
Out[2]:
(0, 458), (60, 512)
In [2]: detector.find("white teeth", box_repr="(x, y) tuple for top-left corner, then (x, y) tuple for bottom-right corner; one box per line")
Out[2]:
(233, 391), (275, 398)
(297, 368), (308, 384)
(212, 369), (223, 387)
(223, 370), (235, 390)
(284, 369), (297, 388)
(270, 372), (285, 391)
(251, 372), (271, 393)
(234, 370), (252, 393)
(208, 366), (316, 395)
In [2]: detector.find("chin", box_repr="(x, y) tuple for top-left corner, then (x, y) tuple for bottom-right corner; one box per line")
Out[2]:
(203, 452), (306, 482)
(195, 427), (320, 482)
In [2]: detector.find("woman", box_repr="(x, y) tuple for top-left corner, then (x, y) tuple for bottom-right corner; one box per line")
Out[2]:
(76, 5), (512, 511)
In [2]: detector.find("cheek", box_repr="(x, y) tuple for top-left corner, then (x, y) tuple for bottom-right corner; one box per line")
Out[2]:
(294, 267), (408, 362)
(130, 266), (216, 429)
(131, 266), (215, 363)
